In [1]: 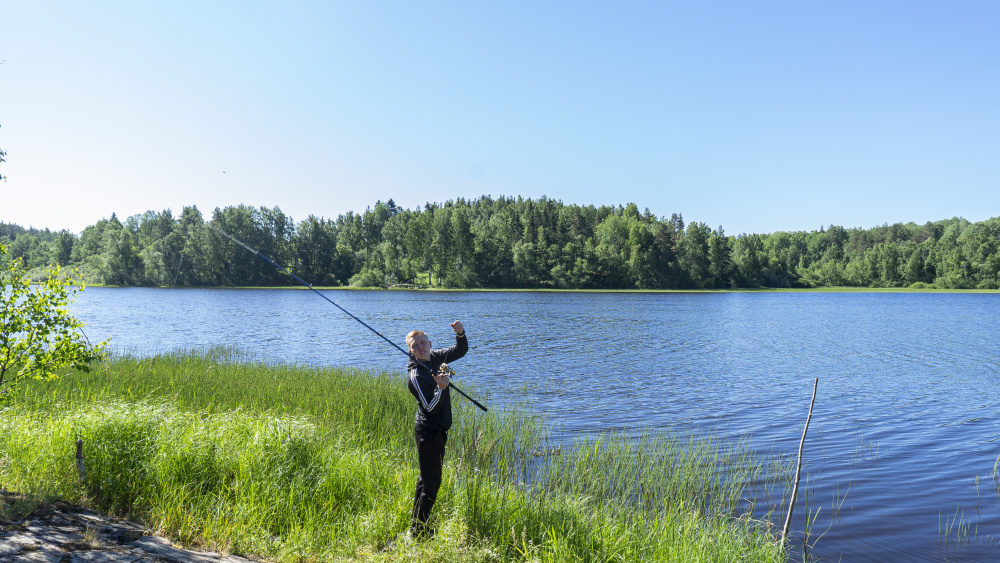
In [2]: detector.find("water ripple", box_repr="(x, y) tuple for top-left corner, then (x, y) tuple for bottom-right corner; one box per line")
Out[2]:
(69, 288), (1000, 562)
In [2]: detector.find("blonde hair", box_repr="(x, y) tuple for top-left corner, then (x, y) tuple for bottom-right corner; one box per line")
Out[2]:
(406, 330), (427, 347)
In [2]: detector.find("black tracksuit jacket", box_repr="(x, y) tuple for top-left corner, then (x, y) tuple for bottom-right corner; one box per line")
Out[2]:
(407, 332), (468, 433)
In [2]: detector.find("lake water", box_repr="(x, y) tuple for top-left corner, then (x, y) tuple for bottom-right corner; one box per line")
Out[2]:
(68, 288), (1000, 562)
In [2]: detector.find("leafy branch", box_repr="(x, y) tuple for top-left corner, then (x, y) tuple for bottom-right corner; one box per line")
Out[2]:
(0, 243), (108, 402)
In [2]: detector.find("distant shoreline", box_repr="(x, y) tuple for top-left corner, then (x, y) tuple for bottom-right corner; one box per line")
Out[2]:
(78, 284), (1000, 294)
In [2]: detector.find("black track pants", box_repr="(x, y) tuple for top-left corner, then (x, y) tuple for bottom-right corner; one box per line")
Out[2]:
(412, 427), (447, 527)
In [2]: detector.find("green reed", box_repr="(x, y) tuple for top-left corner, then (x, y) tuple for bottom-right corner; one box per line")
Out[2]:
(0, 348), (788, 562)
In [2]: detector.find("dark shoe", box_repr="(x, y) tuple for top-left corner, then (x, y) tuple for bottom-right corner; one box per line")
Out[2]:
(410, 522), (436, 540)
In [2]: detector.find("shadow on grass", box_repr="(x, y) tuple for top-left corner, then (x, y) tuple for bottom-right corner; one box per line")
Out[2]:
(0, 489), (63, 524)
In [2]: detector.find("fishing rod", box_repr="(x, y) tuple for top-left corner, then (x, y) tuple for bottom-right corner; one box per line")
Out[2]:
(207, 223), (488, 412)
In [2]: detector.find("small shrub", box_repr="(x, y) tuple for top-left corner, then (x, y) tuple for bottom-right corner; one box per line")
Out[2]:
(348, 269), (384, 288)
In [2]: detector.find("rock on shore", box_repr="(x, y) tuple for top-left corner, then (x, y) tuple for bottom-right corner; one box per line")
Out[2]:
(1, 495), (255, 563)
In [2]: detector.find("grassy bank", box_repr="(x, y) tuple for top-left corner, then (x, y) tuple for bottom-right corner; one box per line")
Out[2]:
(0, 350), (788, 562)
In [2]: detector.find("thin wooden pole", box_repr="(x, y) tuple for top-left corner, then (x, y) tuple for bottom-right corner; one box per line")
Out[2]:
(75, 437), (85, 482)
(782, 377), (818, 545)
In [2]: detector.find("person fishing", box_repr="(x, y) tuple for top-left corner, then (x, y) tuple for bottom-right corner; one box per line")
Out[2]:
(406, 320), (467, 539)
(205, 225), (485, 540)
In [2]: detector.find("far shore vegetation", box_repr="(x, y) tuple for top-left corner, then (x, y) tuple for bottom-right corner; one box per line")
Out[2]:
(76, 283), (1000, 294)
(3, 197), (1000, 292)
(1, 349), (790, 562)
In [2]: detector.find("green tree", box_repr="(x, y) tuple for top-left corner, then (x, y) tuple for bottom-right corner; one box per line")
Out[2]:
(379, 210), (410, 283)
(594, 214), (630, 288)
(875, 243), (902, 287)
(294, 215), (339, 286)
(430, 205), (454, 285)
(7, 233), (44, 269)
(627, 222), (657, 288)
(51, 231), (75, 266)
(904, 246), (927, 285)
(733, 234), (765, 287)
(0, 243), (107, 402)
(210, 205), (294, 286)
(708, 227), (732, 288)
(650, 221), (680, 288)
(761, 231), (806, 287)
(447, 204), (478, 287)
(100, 215), (143, 285)
(680, 222), (711, 288)
(172, 206), (209, 286)
(136, 209), (184, 286)
(404, 209), (434, 284)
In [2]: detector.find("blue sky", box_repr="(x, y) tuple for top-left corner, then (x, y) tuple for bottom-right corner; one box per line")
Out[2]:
(2, 1), (998, 235)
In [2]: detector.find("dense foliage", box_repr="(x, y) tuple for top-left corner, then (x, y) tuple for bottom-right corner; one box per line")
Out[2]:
(0, 243), (107, 402)
(3, 197), (999, 289)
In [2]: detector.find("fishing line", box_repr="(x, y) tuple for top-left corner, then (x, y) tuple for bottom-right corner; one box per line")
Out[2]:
(207, 223), (487, 412)
(170, 248), (184, 289)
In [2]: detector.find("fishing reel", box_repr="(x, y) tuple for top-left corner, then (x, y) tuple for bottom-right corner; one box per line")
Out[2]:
(435, 364), (456, 378)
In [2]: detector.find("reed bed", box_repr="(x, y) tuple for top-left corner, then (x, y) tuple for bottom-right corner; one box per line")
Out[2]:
(0, 348), (788, 562)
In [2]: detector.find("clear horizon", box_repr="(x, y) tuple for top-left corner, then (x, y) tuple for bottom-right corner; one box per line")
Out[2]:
(2, 1), (998, 236)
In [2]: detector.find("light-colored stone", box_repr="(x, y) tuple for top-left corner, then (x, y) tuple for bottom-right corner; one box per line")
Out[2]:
(71, 551), (145, 563)
(6, 534), (41, 547)
(0, 539), (26, 557)
(98, 521), (145, 541)
(48, 524), (84, 534)
(36, 530), (86, 547)
(1, 493), (262, 563)
(128, 536), (222, 562)
(7, 547), (66, 563)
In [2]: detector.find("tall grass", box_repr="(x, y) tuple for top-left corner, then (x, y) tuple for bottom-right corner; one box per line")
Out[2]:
(0, 349), (788, 562)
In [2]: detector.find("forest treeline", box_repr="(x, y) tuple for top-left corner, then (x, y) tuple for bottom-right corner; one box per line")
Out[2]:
(3, 196), (1000, 289)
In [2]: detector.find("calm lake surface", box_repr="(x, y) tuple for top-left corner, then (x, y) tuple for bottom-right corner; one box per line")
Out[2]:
(69, 288), (1000, 562)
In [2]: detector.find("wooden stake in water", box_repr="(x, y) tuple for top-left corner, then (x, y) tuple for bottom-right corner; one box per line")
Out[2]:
(782, 377), (818, 545)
